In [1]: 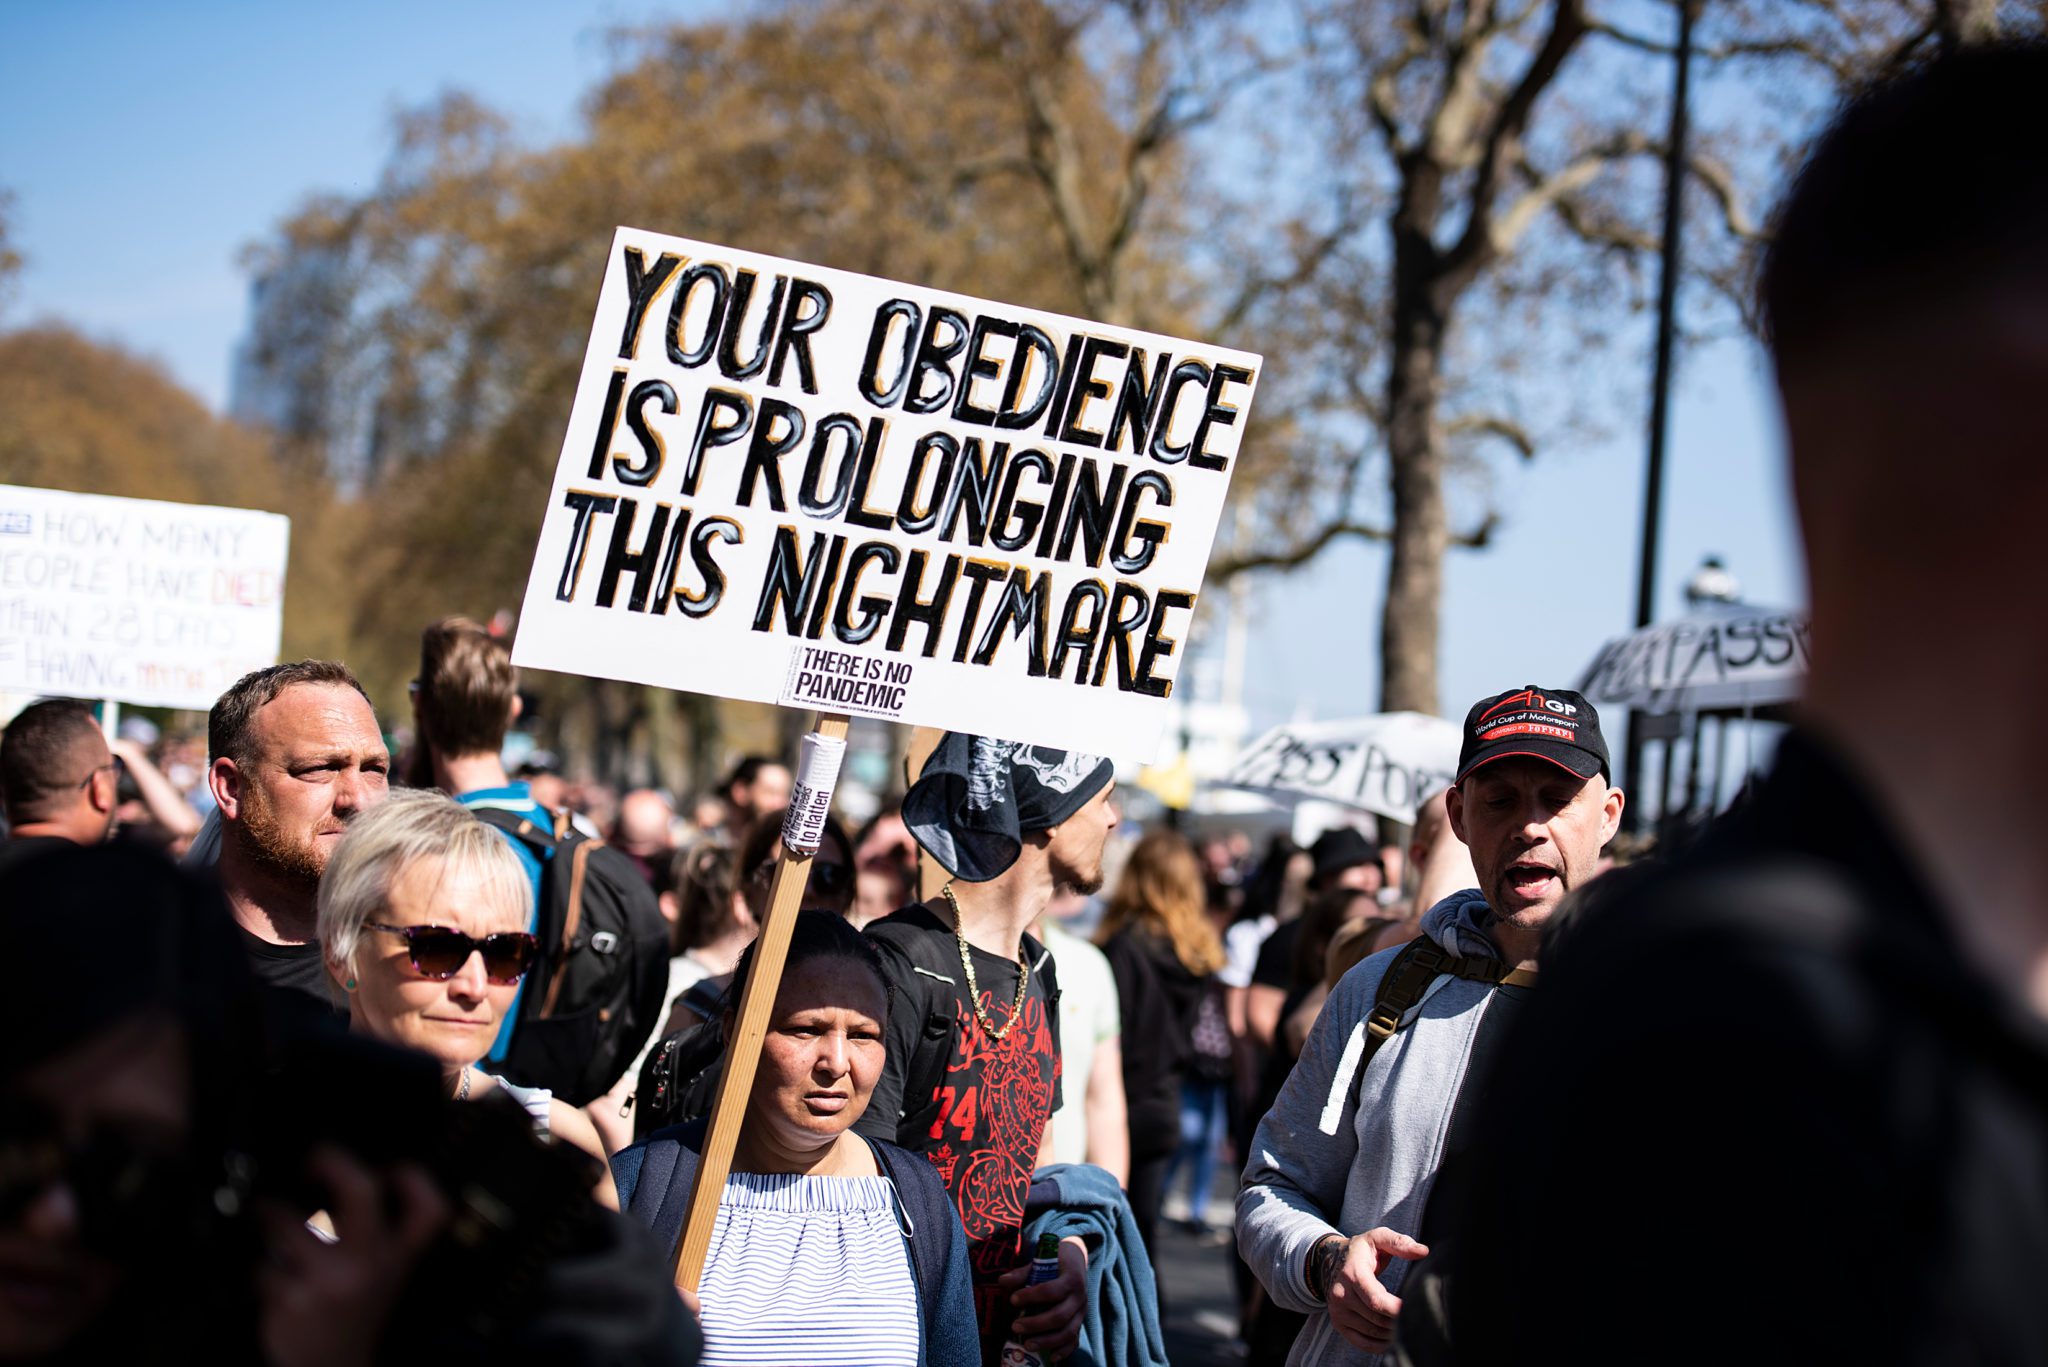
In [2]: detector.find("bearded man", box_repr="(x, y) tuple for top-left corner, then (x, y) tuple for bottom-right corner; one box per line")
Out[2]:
(208, 661), (390, 1009)
(857, 732), (1119, 1364)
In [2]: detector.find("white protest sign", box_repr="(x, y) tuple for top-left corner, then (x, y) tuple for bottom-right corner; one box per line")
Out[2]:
(1576, 605), (1809, 714)
(513, 228), (1262, 760)
(0, 485), (290, 711)
(1221, 712), (1461, 824)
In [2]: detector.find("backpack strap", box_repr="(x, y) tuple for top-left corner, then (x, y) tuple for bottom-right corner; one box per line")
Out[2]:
(1355, 938), (1538, 1095)
(539, 837), (595, 1016)
(678, 978), (727, 1020)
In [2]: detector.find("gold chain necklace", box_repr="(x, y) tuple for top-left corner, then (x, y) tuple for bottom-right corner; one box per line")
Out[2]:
(941, 881), (1031, 1042)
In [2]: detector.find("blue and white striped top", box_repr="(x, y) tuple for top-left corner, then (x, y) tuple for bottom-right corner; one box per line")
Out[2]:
(698, 1170), (921, 1367)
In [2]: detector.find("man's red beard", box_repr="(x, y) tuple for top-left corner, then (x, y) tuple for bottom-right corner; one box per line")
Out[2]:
(234, 782), (328, 893)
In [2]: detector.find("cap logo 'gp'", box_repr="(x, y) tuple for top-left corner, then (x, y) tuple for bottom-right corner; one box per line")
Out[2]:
(1477, 689), (1579, 728)
(1456, 684), (1610, 785)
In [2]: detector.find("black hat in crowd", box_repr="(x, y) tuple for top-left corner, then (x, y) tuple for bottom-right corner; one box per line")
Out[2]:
(1455, 685), (1611, 785)
(1309, 827), (1378, 887)
(904, 733), (1114, 882)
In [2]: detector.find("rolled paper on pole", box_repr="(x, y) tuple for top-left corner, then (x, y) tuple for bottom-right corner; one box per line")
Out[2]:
(672, 711), (852, 1293)
(781, 731), (847, 854)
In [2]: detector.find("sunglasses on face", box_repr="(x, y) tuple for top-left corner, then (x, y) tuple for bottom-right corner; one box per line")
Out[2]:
(364, 921), (538, 984)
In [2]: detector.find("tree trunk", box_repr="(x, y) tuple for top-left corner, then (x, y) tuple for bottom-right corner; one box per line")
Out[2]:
(1379, 262), (1451, 717)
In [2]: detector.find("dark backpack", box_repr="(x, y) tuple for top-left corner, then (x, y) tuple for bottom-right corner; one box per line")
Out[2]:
(473, 808), (670, 1107)
(631, 978), (730, 1140)
(866, 907), (1060, 1150)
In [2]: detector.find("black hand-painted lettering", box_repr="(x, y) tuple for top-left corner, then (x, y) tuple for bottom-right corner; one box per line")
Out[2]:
(596, 499), (673, 610)
(678, 516), (741, 619)
(554, 490), (618, 601)
(716, 270), (785, 382)
(615, 379), (677, 487)
(683, 389), (752, 497)
(586, 369), (628, 480)
(896, 432), (957, 535)
(738, 396), (805, 512)
(1112, 471), (1173, 575)
(619, 248), (683, 360)
(991, 449), (1052, 553)
(906, 306), (970, 416)
(952, 315), (1018, 427)
(859, 299), (920, 409)
(667, 262), (730, 369)
(1190, 362), (1253, 471)
(1148, 359), (1211, 464)
(800, 414), (864, 519)
(833, 540), (901, 645)
(886, 550), (960, 657)
(997, 325), (1060, 430)
(767, 277), (832, 394)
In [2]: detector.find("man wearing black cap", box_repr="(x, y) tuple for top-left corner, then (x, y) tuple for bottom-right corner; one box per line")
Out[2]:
(858, 732), (1117, 1363)
(1236, 685), (1621, 1366)
(1397, 49), (2048, 1367)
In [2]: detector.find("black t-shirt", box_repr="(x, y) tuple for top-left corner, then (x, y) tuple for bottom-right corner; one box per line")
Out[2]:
(1252, 918), (1303, 991)
(238, 927), (338, 1008)
(0, 833), (74, 874)
(859, 903), (1063, 1326)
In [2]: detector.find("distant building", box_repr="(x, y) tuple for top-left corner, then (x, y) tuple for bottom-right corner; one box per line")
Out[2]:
(229, 244), (385, 494)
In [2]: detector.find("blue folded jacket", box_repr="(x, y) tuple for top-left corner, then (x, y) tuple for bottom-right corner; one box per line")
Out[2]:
(1020, 1163), (1169, 1367)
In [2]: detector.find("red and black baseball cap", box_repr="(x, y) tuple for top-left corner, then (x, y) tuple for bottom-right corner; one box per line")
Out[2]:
(1455, 685), (1611, 785)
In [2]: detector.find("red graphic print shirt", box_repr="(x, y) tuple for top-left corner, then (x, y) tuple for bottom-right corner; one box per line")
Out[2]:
(858, 905), (1064, 1325)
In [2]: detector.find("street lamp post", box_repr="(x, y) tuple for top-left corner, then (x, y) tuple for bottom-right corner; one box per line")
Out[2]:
(1622, 0), (1700, 832)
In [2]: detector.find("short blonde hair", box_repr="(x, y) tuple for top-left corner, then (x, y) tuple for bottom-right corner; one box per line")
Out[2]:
(318, 787), (533, 999)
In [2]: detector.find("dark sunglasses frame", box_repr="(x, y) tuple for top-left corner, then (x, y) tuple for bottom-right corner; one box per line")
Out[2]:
(364, 921), (538, 984)
(77, 755), (124, 790)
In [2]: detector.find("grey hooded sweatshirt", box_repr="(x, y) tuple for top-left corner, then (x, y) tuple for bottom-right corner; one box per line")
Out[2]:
(1236, 889), (1509, 1367)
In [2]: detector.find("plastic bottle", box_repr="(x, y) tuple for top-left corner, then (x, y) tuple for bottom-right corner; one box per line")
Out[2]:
(998, 1233), (1064, 1367)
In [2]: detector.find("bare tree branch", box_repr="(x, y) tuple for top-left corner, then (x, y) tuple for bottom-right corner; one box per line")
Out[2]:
(1211, 518), (1392, 576)
(1491, 131), (1655, 253)
(1446, 413), (1536, 460)
(1586, 16), (1862, 80)
(1214, 187), (1365, 335)
(1210, 507), (1498, 578)
(1442, 0), (1591, 282)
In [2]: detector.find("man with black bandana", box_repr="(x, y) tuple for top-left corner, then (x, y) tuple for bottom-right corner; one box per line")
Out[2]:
(858, 732), (1117, 1364)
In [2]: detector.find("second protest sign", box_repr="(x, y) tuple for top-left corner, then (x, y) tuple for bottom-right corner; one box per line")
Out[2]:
(514, 227), (1262, 761)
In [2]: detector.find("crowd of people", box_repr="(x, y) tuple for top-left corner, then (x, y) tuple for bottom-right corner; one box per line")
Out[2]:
(3, 46), (2046, 1367)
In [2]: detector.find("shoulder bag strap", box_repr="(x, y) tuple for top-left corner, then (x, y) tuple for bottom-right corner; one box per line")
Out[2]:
(1352, 939), (1537, 1103)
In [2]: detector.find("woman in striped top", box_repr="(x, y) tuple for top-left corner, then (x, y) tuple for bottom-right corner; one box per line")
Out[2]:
(613, 911), (978, 1367)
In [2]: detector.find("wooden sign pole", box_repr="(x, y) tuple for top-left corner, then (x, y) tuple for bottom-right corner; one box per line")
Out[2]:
(672, 711), (851, 1292)
(904, 725), (947, 902)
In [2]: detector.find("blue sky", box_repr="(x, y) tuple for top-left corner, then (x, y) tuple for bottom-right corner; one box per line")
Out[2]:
(0, 0), (1805, 751)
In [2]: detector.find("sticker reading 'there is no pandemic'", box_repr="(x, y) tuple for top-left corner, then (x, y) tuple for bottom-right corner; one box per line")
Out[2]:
(781, 644), (912, 720)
